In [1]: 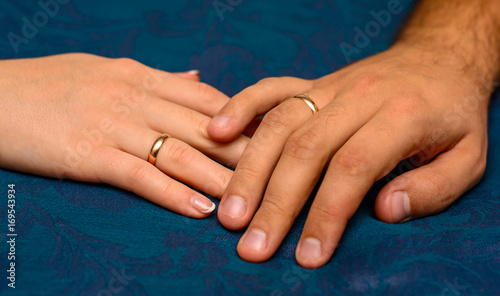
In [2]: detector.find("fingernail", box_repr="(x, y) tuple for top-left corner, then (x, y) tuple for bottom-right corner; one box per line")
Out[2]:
(211, 115), (230, 129)
(391, 191), (411, 223)
(191, 195), (215, 214)
(222, 195), (246, 218)
(298, 237), (322, 259)
(186, 69), (199, 75)
(241, 229), (267, 251)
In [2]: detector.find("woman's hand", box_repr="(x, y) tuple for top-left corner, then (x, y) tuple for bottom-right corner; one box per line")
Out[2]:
(0, 53), (249, 218)
(207, 44), (493, 268)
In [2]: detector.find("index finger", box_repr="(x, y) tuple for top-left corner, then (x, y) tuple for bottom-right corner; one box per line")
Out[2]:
(207, 77), (314, 142)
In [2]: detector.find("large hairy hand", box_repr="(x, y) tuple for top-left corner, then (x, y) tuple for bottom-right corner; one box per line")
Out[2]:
(207, 45), (492, 268)
(0, 53), (249, 218)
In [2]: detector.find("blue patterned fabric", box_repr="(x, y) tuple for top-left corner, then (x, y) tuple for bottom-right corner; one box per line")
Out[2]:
(1, 0), (499, 295)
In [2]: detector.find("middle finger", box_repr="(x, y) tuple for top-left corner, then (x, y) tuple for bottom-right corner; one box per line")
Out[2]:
(142, 96), (249, 167)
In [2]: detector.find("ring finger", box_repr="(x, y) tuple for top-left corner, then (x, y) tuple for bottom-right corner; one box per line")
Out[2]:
(94, 148), (217, 218)
(115, 125), (233, 198)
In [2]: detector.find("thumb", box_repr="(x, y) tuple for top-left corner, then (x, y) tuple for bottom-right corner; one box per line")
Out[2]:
(374, 138), (486, 223)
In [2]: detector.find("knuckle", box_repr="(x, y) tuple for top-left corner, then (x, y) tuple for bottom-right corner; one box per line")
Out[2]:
(127, 163), (150, 186)
(164, 140), (195, 168)
(469, 146), (487, 183)
(331, 148), (371, 177)
(195, 116), (211, 140)
(235, 160), (261, 180)
(232, 140), (248, 162)
(284, 128), (323, 161)
(311, 103), (349, 131)
(426, 172), (447, 193)
(219, 170), (233, 190)
(261, 105), (295, 134)
(372, 118), (396, 139)
(259, 195), (294, 221)
(196, 82), (216, 104)
(256, 77), (282, 89)
(114, 57), (140, 69)
(109, 82), (144, 109)
(120, 83), (140, 102)
(313, 203), (349, 225)
(112, 58), (146, 77)
(219, 141), (246, 168)
(475, 158), (487, 180)
(158, 181), (174, 198)
(321, 102), (348, 120)
(94, 80), (145, 109)
(352, 74), (383, 94)
(92, 79), (127, 96)
(423, 172), (454, 211)
(390, 93), (427, 120)
(200, 168), (232, 197)
(209, 170), (233, 196)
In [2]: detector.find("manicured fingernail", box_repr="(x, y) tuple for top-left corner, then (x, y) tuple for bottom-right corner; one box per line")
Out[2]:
(391, 191), (411, 223)
(241, 229), (267, 251)
(186, 70), (199, 75)
(299, 237), (322, 259)
(211, 115), (230, 129)
(222, 195), (246, 218)
(191, 195), (215, 214)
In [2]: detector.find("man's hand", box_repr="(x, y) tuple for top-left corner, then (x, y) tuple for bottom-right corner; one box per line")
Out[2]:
(207, 0), (500, 268)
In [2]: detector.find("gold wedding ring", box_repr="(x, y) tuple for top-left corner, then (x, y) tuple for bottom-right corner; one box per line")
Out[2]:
(293, 94), (319, 115)
(148, 134), (170, 166)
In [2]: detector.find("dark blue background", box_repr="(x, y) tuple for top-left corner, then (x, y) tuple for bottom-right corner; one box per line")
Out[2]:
(1, 0), (499, 295)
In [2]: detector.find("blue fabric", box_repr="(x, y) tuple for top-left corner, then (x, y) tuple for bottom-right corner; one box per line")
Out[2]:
(1, 0), (499, 295)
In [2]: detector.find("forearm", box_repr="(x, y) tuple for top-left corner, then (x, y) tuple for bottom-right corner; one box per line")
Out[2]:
(395, 0), (500, 90)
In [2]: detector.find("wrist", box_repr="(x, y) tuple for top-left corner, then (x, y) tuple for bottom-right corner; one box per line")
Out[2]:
(390, 0), (500, 95)
(388, 41), (498, 96)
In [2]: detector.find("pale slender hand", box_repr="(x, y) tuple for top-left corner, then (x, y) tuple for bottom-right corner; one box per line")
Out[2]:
(0, 53), (249, 218)
(207, 0), (500, 268)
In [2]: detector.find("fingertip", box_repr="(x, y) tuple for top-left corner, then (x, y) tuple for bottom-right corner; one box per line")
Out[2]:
(391, 191), (411, 223)
(375, 189), (411, 224)
(173, 70), (200, 81)
(186, 211), (212, 219)
(191, 194), (216, 214)
(208, 115), (239, 142)
(217, 195), (249, 230)
(236, 228), (274, 263)
(374, 189), (393, 223)
(208, 99), (260, 142)
(296, 257), (328, 269)
(236, 245), (268, 263)
(217, 212), (246, 230)
(186, 69), (200, 76)
(295, 237), (333, 269)
(175, 194), (216, 219)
